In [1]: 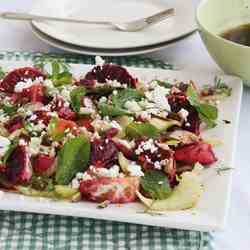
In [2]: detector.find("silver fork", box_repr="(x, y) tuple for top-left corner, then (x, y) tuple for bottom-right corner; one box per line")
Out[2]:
(0, 8), (175, 32)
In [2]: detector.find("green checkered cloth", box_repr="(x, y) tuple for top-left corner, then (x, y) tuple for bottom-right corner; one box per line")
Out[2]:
(0, 52), (213, 250)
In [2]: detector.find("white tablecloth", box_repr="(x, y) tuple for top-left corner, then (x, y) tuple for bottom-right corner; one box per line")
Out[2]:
(0, 1), (249, 249)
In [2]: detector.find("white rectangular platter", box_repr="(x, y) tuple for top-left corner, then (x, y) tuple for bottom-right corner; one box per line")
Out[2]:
(0, 61), (243, 232)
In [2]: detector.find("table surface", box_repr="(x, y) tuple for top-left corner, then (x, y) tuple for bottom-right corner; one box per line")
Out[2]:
(0, 1), (249, 250)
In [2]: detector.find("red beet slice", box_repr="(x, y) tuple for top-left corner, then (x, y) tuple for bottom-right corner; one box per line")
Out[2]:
(90, 138), (118, 168)
(0, 67), (46, 93)
(84, 64), (137, 87)
(168, 93), (201, 135)
(174, 141), (217, 165)
(33, 154), (56, 177)
(5, 116), (23, 133)
(6, 145), (32, 184)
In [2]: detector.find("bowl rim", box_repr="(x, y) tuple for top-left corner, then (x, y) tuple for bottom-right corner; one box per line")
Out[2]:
(196, 0), (250, 50)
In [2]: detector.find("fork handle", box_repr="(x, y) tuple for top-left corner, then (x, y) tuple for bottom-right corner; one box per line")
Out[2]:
(145, 8), (175, 24)
(0, 12), (111, 25)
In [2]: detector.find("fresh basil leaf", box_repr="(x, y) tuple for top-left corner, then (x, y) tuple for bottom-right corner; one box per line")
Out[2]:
(53, 71), (72, 87)
(98, 88), (144, 117)
(56, 135), (90, 185)
(70, 86), (86, 113)
(141, 170), (172, 200)
(24, 122), (33, 133)
(196, 103), (218, 120)
(35, 60), (72, 86)
(99, 104), (131, 117)
(198, 112), (216, 128)
(52, 61), (60, 78)
(1, 103), (18, 115)
(125, 122), (160, 139)
(112, 88), (144, 107)
(187, 85), (218, 128)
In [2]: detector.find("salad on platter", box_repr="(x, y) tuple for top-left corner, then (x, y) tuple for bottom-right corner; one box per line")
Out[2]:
(0, 57), (232, 211)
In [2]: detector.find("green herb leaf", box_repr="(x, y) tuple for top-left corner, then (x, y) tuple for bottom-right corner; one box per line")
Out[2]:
(196, 103), (218, 128)
(35, 59), (72, 87)
(52, 71), (72, 86)
(141, 170), (172, 200)
(187, 85), (218, 128)
(125, 122), (160, 139)
(112, 88), (144, 107)
(201, 77), (232, 100)
(99, 104), (132, 117)
(56, 136), (90, 185)
(213, 76), (232, 96)
(0, 103), (18, 115)
(70, 86), (86, 113)
(98, 88), (144, 117)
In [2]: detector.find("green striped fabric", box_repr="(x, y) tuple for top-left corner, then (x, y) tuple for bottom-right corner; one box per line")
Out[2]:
(0, 52), (213, 250)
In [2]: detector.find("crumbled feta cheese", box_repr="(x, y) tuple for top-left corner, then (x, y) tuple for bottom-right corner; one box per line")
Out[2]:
(60, 87), (71, 102)
(19, 139), (27, 146)
(148, 80), (158, 89)
(112, 90), (118, 96)
(44, 79), (59, 96)
(91, 118), (111, 132)
(178, 108), (189, 121)
(29, 137), (42, 155)
(145, 86), (170, 111)
(110, 120), (122, 130)
(14, 79), (34, 93)
(124, 100), (142, 113)
(29, 114), (37, 121)
(32, 123), (46, 132)
(99, 96), (107, 104)
(82, 97), (93, 108)
(72, 179), (80, 189)
(156, 143), (170, 151)
(0, 136), (10, 157)
(136, 110), (151, 121)
(0, 114), (9, 123)
(135, 139), (158, 155)
(48, 111), (58, 118)
(96, 165), (120, 178)
(154, 161), (162, 170)
(112, 138), (132, 149)
(127, 163), (144, 177)
(95, 56), (105, 66)
(80, 107), (95, 115)
(106, 79), (121, 88)
(40, 145), (55, 157)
